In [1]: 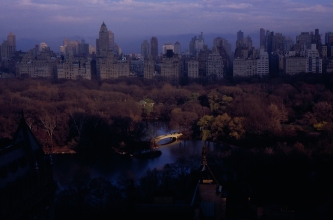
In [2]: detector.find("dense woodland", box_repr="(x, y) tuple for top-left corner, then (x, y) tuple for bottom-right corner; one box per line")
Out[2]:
(1, 75), (333, 219)
(1, 74), (333, 153)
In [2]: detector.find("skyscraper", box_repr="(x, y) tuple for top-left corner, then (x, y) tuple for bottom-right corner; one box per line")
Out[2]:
(189, 32), (205, 58)
(78, 39), (89, 56)
(260, 28), (266, 48)
(141, 40), (150, 59)
(325, 32), (333, 45)
(1, 32), (16, 59)
(174, 41), (181, 57)
(96, 22), (109, 57)
(189, 36), (197, 57)
(108, 30), (115, 51)
(237, 30), (244, 41)
(150, 37), (158, 60)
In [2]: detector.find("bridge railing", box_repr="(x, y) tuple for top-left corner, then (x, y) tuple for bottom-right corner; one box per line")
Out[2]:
(152, 132), (183, 142)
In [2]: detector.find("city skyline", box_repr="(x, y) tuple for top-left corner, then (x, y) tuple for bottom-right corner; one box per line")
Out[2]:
(1, 0), (333, 54)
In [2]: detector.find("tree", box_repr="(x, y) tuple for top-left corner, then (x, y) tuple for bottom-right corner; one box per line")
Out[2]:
(313, 101), (332, 123)
(228, 117), (246, 140)
(197, 115), (215, 141)
(39, 112), (57, 150)
(211, 113), (231, 141)
(207, 90), (233, 115)
(267, 103), (288, 133)
(169, 109), (198, 137)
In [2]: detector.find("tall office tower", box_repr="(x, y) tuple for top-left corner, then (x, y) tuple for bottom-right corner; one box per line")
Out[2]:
(63, 38), (70, 47)
(174, 41), (181, 57)
(296, 32), (312, 51)
(108, 30), (115, 51)
(150, 37), (158, 60)
(141, 40), (150, 59)
(237, 30), (244, 41)
(196, 32), (205, 53)
(284, 36), (295, 52)
(313, 29), (322, 56)
(62, 39), (79, 56)
(213, 37), (232, 58)
(325, 32), (333, 45)
(266, 31), (274, 54)
(260, 28), (266, 48)
(274, 33), (285, 53)
(198, 46), (210, 76)
(189, 36), (197, 57)
(213, 37), (223, 48)
(7, 32), (16, 54)
(96, 22), (109, 57)
(78, 39), (89, 56)
(1, 32), (16, 59)
(189, 32), (205, 58)
(244, 36), (253, 49)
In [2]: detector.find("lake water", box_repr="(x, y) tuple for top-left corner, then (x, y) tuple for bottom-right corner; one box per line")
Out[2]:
(52, 139), (229, 187)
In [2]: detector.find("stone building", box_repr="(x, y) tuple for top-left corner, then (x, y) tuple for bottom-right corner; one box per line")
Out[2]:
(206, 46), (224, 79)
(144, 55), (155, 79)
(160, 50), (182, 84)
(57, 54), (91, 80)
(97, 51), (130, 80)
(1, 32), (16, 60)
(233, 58), (257, 77)
(16, 48), (57, 78)
(187, 59), (199, 79)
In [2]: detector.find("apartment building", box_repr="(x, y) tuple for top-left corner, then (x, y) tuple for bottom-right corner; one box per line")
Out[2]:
(160, 50), (182, 83)
(206, 46), (223, 78)
(57, 55), (91, 80)
(16, 48), (57, 78)
(187, 59), (199, 78)
(284, 57), (307, 75)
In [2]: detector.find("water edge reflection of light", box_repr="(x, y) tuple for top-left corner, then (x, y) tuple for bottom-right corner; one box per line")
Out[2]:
(52, 139), (230, 186)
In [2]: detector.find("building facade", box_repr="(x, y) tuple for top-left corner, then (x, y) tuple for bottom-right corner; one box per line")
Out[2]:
(16, 48), (57, 78)
(1, 32), (16, 60)
(96, 22), (110, 57)
(187, 59), (199, 79)
(57, 55), (91, 80)
(141, 40), (150, 59)
(150, 37), (158, 60)
(206, 46), (224, 78)
(144, 56), (155, 79)
(160, 50), (182, 84)
(284, 57), (307, 75)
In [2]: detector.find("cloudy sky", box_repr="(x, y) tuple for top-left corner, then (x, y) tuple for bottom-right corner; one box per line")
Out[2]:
(1, 0), (332, 54)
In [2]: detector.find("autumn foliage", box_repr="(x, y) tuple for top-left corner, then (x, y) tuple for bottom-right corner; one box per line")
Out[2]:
(0, 74), (333, 153)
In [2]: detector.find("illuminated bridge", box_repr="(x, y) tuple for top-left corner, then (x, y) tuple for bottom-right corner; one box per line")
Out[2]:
(152, 132), (183, 145)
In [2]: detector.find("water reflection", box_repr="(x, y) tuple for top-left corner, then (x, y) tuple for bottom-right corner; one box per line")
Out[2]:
(53, 122), (229, 186)
(52, 139), (229, 186)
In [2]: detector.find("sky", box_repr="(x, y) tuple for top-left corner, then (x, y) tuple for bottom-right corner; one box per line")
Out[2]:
(1, 0), (333, 54)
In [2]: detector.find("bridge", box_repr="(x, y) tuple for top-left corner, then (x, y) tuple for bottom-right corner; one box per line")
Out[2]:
(151, 132), (183, 145)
